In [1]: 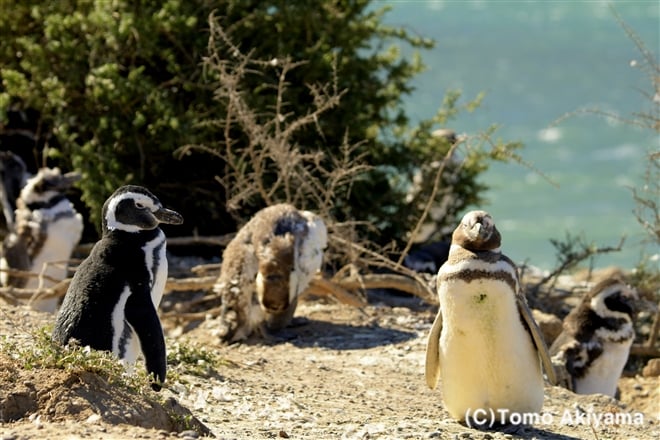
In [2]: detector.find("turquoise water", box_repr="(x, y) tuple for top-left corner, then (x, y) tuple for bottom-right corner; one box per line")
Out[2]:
(382, 0), (659, 270)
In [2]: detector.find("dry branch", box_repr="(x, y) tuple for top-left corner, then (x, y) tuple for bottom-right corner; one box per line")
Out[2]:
(334, 273), (436, 305)
(165, 276), (217, 292)
(304, 277), (366, 308)
(630, 344), (660, 357)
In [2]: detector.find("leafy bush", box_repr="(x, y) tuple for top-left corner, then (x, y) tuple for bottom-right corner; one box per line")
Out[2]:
(0, 0), (520, 259)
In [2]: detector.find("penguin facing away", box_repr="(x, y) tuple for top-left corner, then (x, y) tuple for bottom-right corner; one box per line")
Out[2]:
(53, 185), (183, 390)
(214, 203), (327, 343)
(550, 276), (637, 397)
(0, 167), (83, 312)
(425, 210), (556, 423)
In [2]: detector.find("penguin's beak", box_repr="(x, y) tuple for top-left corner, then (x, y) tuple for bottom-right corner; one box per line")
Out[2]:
(467, 222), (489, 241)
(46, 171), (82, 191)
(155, 207), (183, 225)
(622, 285), (640, 314)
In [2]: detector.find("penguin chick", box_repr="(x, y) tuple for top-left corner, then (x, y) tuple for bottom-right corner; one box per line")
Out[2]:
(52, 185), (183, 391)
(425, 210), (556, 424)
(1, 167), (83, 312)
(214, 203), (327, 343)
(550, 277), (637, 397)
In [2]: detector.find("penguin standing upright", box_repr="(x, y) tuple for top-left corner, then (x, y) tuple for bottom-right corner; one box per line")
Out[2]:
(425, 210), (556, 424)
(550, 276), (637, 397)
(53, 185), (183, 390)
(0, 167), (83, 312)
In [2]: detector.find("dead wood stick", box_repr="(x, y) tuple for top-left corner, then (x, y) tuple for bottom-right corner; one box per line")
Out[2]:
(630, 344), (660, 357)
(304, 277), (366, 307)
(645, 309), (660, 349)
(165, 276), (216, 292)
(161, 305), (224, 321)
(190, 263), (222, 275)
(0, 279), (70, 301)
(75, 234), (236, 255)
(335, 273), (436, 304)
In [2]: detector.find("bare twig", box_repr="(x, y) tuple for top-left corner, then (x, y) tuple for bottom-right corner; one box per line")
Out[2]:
(397, 138), (461, 265)
(530, 236), (625, 295)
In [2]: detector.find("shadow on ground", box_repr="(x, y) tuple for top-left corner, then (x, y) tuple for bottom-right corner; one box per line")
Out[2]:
(242, 316), (417, 350)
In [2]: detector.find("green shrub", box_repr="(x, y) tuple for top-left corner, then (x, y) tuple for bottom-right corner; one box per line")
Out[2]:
(0, 0), (520, 258)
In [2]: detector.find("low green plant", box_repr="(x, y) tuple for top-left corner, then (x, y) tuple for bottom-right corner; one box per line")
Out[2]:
(0, 326), (148, 392)
(166, 340), (224, 378)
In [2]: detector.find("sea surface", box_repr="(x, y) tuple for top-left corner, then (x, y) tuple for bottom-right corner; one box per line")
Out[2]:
(381, 0), (659, 270)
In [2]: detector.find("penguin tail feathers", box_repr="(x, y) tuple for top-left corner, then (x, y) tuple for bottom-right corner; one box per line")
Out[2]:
(425, 310), (443, 389)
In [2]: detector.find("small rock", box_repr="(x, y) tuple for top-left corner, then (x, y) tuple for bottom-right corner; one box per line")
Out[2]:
(642, 358), (660, 377)
(532, 309), (563, 345)
(278, 430), (290, 438)
(85, 413), (102, 424)
(179, 430), (199, 439)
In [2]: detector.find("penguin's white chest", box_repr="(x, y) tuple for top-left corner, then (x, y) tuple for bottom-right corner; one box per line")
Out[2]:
(28, 212), (84, 285)
(142, 231), (168, 307)
(438, 278), (543, 421)
(574, 338), (632, 396)
(111, 232), (168, 364)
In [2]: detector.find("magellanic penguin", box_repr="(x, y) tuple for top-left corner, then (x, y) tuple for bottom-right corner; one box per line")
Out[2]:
(425, 210), (557, 424)
(0, 167), (83, 312)
(0, 151), (30, 232)
(550, 276), (637, 397)
(213, 203), (327, 343)
(52, 185), (183, 390)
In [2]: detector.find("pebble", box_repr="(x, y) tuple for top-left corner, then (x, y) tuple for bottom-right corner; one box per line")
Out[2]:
(179, 430), (199, 439)
(642, 358), (660, 377)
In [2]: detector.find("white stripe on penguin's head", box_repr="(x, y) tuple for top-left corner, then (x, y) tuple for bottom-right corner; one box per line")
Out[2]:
(104, 191), (159, 233)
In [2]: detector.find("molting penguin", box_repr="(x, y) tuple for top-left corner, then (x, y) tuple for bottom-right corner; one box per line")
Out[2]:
(213, 203), (327, 343)
(1, 167), (83, 312)
(52, 185), (183, 390)
(550, 276), (637, 397)
(425, 210), (556, 424)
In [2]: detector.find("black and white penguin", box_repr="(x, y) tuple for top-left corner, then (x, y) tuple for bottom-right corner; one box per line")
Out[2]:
(550, 276), (637, 397)
(425, 210), (556, 423)
(0, 167), (83, 312)
(0, 151), (30, 232)
(403, 241), (450, 274)
(52, 185), (183, 390)
(213, 203), (327, 343)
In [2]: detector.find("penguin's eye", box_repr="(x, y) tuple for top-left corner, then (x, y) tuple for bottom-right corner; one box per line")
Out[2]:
(135, 201), (147, 209)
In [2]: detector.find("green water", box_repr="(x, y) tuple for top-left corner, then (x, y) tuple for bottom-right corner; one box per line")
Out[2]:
(382, 0), (659, 270)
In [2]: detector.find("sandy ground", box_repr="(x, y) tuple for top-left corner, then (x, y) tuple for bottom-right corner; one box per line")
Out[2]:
(1, 286), (658, 440)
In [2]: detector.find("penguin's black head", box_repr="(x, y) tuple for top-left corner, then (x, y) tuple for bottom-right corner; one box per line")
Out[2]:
(18, 167), (80, 207)
(102, 185), (183, 233)
(589, 277), (638, 320)
(453, 210), (502, 252)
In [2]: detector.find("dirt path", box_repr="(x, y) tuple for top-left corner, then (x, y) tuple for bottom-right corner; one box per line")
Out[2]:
(1, 289), (658, 440)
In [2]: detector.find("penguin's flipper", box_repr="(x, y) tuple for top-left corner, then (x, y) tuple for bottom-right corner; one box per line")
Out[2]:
(425, 309), (443, 389)
(516, 294), (558, 385)
(125, 289), (166, 391)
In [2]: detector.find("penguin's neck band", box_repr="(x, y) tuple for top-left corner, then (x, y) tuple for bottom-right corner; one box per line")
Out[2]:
(26, 194), (68, 211)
